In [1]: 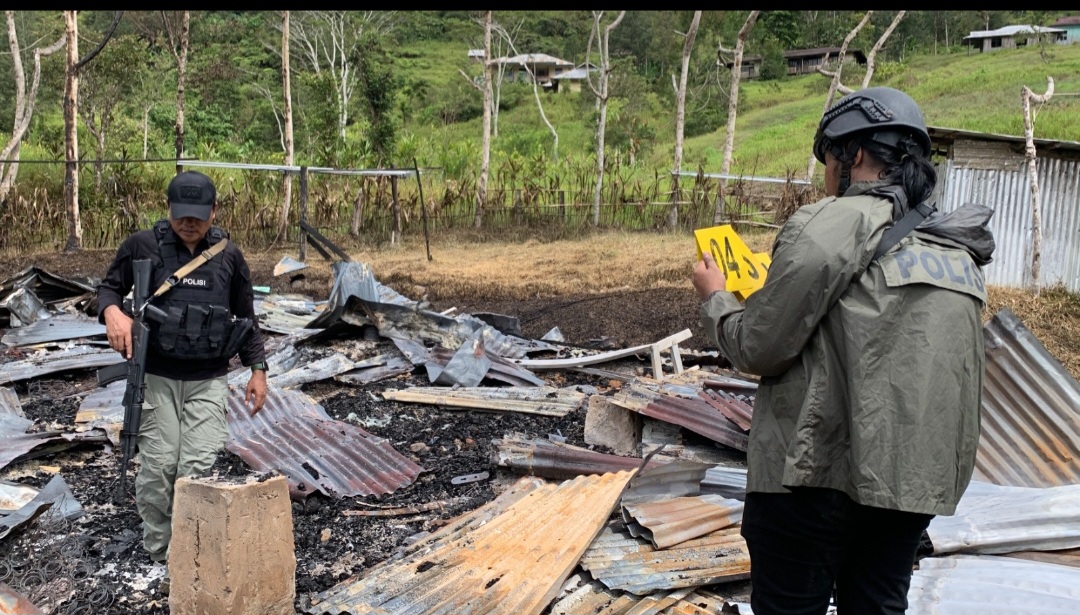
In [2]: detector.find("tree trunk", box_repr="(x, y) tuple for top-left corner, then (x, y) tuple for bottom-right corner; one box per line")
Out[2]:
(63, 10), (81, 252)
(806, 10), (873, 182)
(588, 11), (626, 227)
(277, 10), (295, 244)
(716, 10), (760, 225)
(142, 104), (150, 159)
(862, 11), (906, 89)
(476, 11), (492, 229)
(94, 122), (105, 190)
(350, 180), (364, 237)
(670, 10), (702, 230)
(172, 10), (190, 174)
(1022, 76), (1054, 293)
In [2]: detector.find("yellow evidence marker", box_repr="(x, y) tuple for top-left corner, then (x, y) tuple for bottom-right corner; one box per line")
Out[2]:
(694, 225), (771, 301)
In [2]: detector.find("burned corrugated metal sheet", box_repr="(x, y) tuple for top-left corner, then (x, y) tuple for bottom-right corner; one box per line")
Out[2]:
(701, 466), (747, 501)
(306, 471), (636, 615)
(623, 495), (744, 550)
(383, 386), (585, 417)
(429, 345), (544, 387)
(975, 308), (1080, 487)
(0, 582), (45, 615)
(579, 524), (751, 595)
(268, 352), (355, 389)
(273, 256), (309, 277)
(0, 346), (123, 385)
(254, 294), (323, 334)
(492, 436), (664, 481)
(2, 288), (51, 326)
(927, 481), (1080, 556)
(907, 555), (1080, 614)
(551, 582), (729, 615)
(225, 382), (422, 501)
(428, 336), (491, 386)
(937, 155), (1080, 292)
(612, 386), (748, 452)
(74, 380), (125, 446)
(0, 313), (105, 348)
(1006, 548), (1080, 569)
(335, 354), (413, 385)
(0, 388), (21, 416)
(0, 474), (83, 541)
(698, 389), (752, 432)
(0, 266), (96, 330)
(307, 260), (419, 330)
(0, 430), (108, 473)
(620, 458), (713, 507)
(0, 388), (30, 434)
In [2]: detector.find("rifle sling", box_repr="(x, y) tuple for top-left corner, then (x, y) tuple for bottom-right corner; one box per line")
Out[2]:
(150, 238), (229, 300)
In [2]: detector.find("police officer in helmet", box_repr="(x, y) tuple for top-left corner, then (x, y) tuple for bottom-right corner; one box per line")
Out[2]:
(97, 170), (268, 573)
(693, 87), (995, 614)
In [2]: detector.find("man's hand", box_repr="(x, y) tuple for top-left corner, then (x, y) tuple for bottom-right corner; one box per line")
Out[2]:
(245, 370), (268, 416)
(693, 252), (728, 301)
(103, 304), (134, 359)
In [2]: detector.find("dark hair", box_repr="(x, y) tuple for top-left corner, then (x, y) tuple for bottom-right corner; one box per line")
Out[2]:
(856, 134), (937, 210)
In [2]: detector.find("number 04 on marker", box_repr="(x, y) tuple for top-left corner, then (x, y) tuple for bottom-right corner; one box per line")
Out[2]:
(694, 225), (772, 301)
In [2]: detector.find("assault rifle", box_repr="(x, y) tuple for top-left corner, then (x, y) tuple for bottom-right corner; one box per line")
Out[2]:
(97, 259), (167, 503)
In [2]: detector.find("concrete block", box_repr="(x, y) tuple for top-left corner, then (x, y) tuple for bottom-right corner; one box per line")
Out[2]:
(584, 395), (641, 456)
(170, 474), (296, 615)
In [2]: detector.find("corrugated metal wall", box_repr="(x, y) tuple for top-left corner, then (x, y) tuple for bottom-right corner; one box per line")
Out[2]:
(936, 145), (1080, 292)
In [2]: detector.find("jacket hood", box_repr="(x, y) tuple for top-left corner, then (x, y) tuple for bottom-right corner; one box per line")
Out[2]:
(917, 203), (996, 267)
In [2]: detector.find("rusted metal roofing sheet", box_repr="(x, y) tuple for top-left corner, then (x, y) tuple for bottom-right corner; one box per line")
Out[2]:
(383, 386), (584, 417)
(612, 386), (748, 452)
(974, 308), (1080, 487)
(927, 481), (1080, 555)
(620, 458), (713, 507)
(0, 313), (105, 347)
(907, 554), (1080, 614)
(551, 582), (729, 615)
(0, 582), (45, 615)
(0, 345), (123, 385)
(306, 471), (636, 615)
(623, 495), (744, 549)
(698, 389), (752, 432)
(225, 382), (422, 501)
(580, 524), (751, 595)
(492, 436), (663, 481)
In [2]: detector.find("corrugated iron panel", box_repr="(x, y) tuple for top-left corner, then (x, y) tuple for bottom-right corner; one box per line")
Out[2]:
(268, 352), (355, 389)
(0, 582), (45, 615)
(1006, 548), (1080, 569)
(701, 466), (747, 501)
(907, 555), (1080, 614)
(612, 387), (748, 452)
(0, 483), (38, 513)
(0, 387), (21, 416)
(621, 458), (712, 507)
(938, 155), (1080, 292)
(928, 481), (1080, 555)
(0, 313), (105, 347)
(74, 380), (124, 446)
(579, 524), (751, 595)
(974, 308), (1080, 487)
(623, 495), (744, 549)
(492, 436), (664, 481)
(0, 346), (123, 385)
(383, 386), (584, 417)
(430, 346), (544, 387)
(551, 583), (728, 615)
(698, 390), (752, 431)
(0, 430), (107, 472)
(306, 471), (636, 615)
(225, 382), (422, 501)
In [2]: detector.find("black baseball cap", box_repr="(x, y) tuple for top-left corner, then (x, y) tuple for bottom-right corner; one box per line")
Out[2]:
(167, 171), (217, 220)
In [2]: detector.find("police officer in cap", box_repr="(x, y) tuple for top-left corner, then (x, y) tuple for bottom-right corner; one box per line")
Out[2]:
(97, 170), (268, 571)
(692, 87), (996, 614)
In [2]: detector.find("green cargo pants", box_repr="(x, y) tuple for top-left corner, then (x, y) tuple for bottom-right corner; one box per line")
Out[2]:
(136, 373), (229, 561)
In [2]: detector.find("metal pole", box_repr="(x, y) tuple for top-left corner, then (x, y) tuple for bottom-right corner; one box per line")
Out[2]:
(298, 166), (309, 262)
(415, 158), (432, 262)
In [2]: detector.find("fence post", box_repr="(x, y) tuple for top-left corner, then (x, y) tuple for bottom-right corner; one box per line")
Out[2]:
(559, 190), (566, 224)
(350, 178), (364, 238)
(513, 189), (522, 225)
(391, 171), (401, 245)
(298, 166), (309, 261)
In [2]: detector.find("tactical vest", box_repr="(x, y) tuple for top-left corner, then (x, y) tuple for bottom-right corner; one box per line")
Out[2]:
(147, 220), (252, 361)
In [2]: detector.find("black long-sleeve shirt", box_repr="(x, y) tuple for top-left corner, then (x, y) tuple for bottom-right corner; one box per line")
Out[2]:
(96, 223), (267, 381)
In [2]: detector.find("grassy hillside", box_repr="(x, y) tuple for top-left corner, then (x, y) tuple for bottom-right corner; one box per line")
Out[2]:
(403, 41), (1080, 180)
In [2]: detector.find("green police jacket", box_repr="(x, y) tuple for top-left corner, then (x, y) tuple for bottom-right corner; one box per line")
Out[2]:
(701, 180), (996, 515)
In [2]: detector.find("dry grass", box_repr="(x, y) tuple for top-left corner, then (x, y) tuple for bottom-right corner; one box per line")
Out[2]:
(984, 285), (1080, 378)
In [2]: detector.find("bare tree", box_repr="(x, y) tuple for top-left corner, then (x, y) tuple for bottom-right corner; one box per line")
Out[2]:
(585, 10), (626, 227)
(1022, 76), (1054, 292)
(861, 11), (905, 88)
(161, 11), (190, 174)
(276, 11), (296, 244)
(715, 10), (760, 224)
(62, 10), (122, 252)
(493, 20), (559, 160)
(475, 10), (493, 229)
(806, 10), (873, 182)
(463, 15), (517, 139)
(0, 12), (65, 206)
(290, 11), (395, 141)
(669, 10), (702, 230)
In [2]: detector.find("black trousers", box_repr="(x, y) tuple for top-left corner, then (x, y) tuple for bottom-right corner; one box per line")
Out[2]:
(740, 487), (933, 615)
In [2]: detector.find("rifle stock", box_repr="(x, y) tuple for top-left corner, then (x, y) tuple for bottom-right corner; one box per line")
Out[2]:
(114, 259), (153, 503)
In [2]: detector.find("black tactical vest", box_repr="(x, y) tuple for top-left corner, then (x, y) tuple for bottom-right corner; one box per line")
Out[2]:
(147, 220), (251, 361)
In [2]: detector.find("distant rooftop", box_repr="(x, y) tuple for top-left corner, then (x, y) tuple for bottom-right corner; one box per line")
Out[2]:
(468, 49), (485, 58)
(963, 25), (1066, 40)
(488, 53), (574, 67)
(1053, 16), (1080, 26)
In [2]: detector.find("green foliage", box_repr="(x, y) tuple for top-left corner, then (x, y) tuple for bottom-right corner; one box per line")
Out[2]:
(761, 11), (800, 49)
(356, 35), (401, 166)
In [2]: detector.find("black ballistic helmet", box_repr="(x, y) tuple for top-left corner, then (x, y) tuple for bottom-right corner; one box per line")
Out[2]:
(813, 87), (932, 165)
